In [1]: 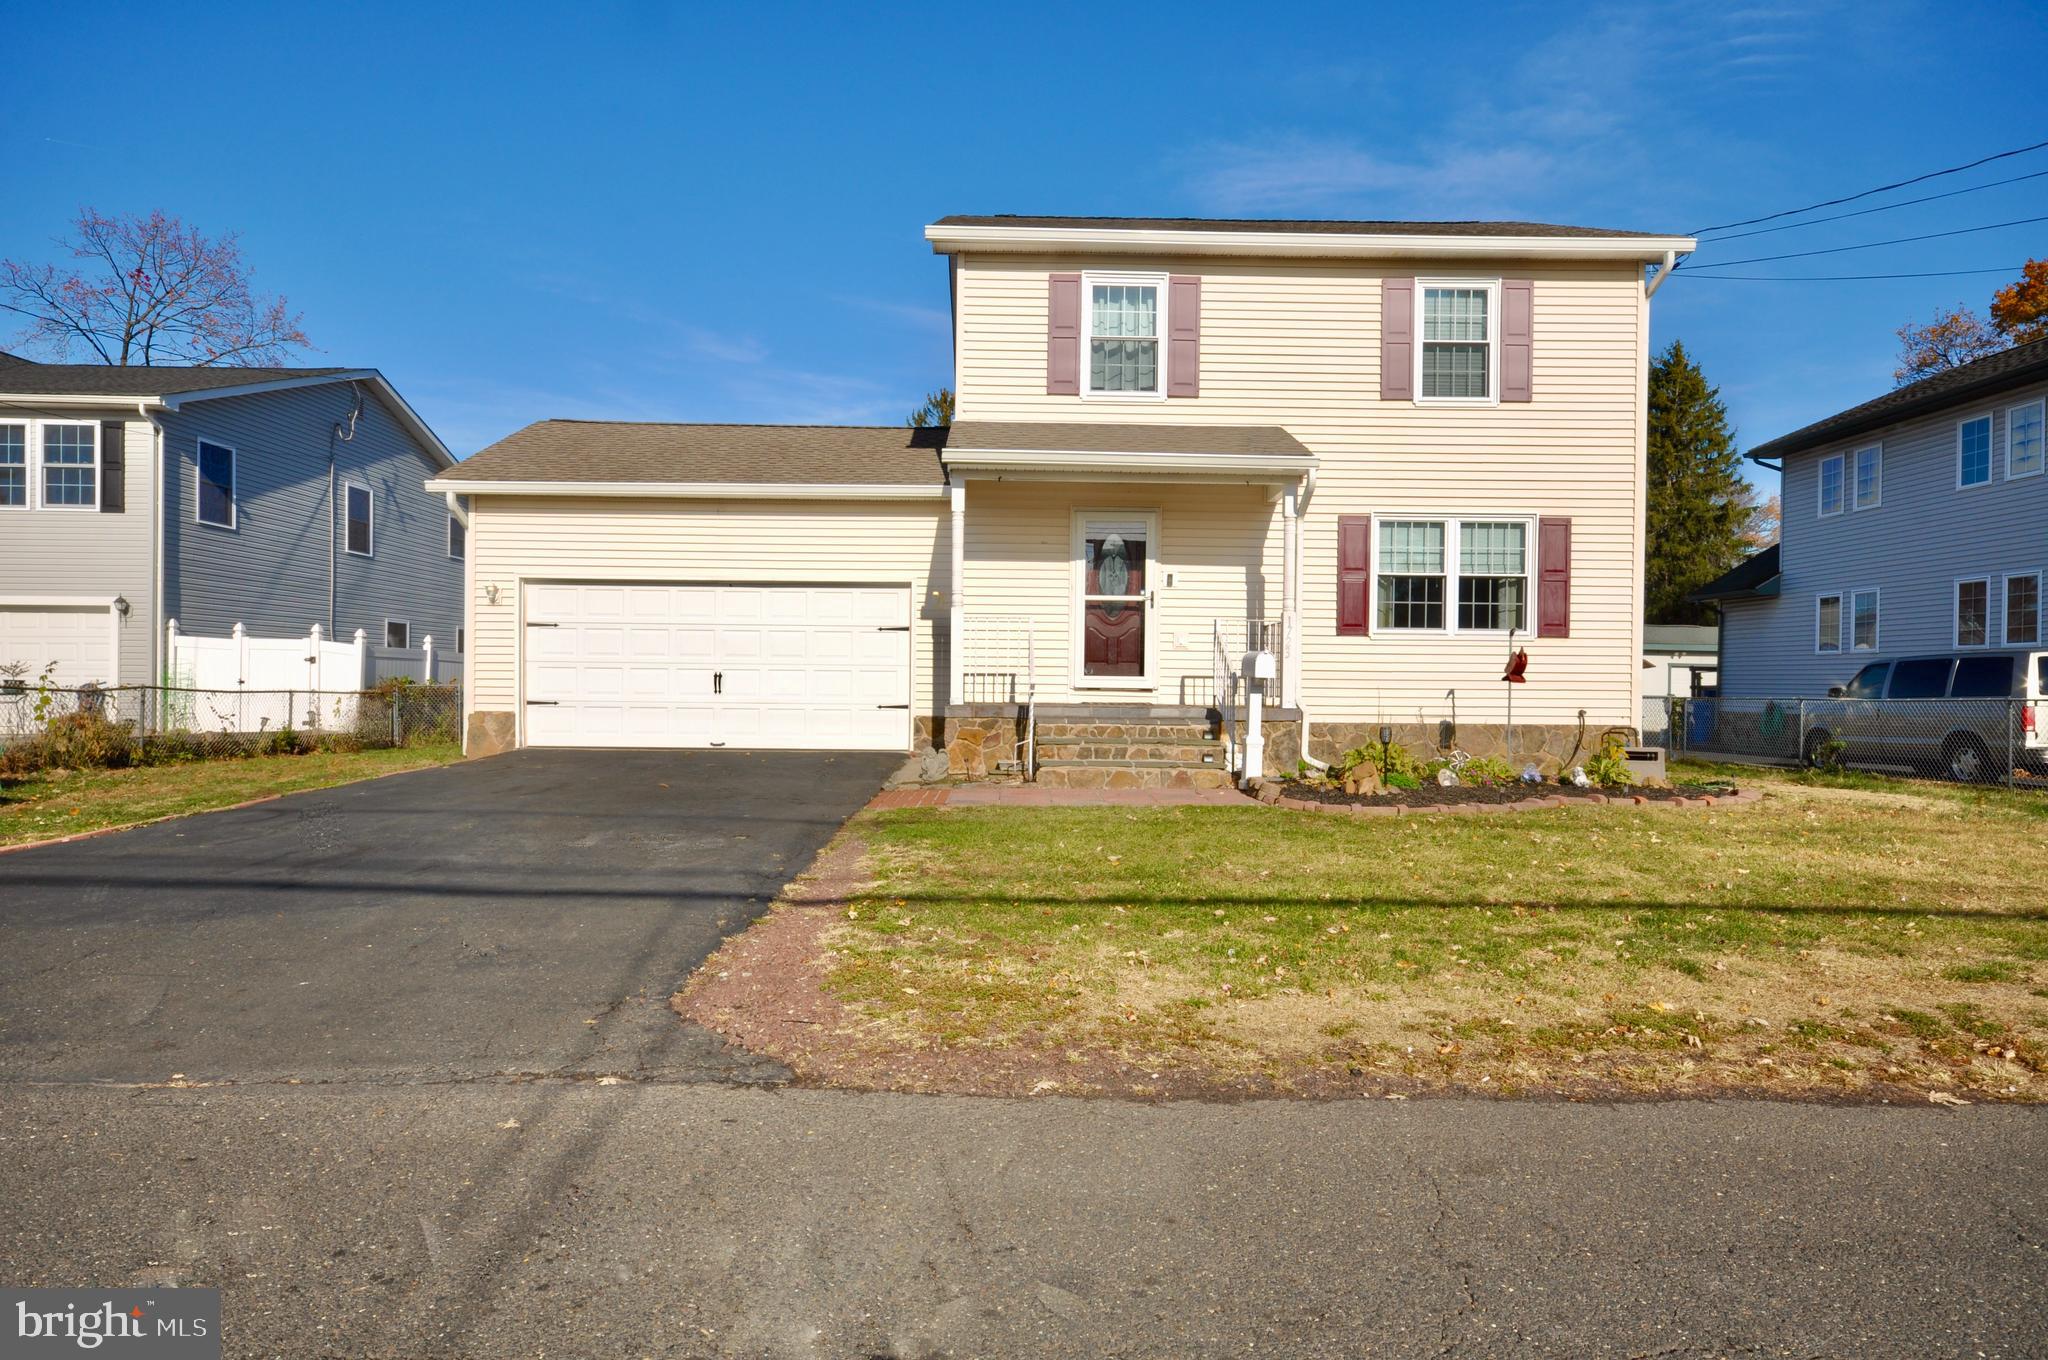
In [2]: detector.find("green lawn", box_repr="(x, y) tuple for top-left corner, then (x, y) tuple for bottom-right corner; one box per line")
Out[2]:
(0, 743), (462, 848)
(820, 760), (2048, 1098)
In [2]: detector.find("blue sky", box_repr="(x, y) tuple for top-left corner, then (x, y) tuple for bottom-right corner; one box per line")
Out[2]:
(4, 0), (2045, 501)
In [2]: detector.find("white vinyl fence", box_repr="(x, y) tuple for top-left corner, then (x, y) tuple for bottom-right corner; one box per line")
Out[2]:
(165, 620), (462, 734)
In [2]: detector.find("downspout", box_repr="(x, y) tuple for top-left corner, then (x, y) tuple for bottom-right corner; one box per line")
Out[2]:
(1293, 467), (1328, 771)
(1644, 250), (1680, 299)
(329, 383), (363, 635)
(139, 401), (166, 690)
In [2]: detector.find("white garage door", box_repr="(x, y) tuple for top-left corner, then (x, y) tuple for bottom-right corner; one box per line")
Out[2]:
(0, 604), (116, 688)
(522, 583), (912, 751)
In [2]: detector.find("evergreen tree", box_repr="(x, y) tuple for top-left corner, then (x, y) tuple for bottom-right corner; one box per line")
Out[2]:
(1646, 341), (1751, 625)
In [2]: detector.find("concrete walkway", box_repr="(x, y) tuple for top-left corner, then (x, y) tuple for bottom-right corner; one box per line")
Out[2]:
(869, 784), (1255, 809)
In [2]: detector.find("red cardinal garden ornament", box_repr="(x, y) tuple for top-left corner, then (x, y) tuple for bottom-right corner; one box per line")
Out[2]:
(1501, 648), (1528, 683)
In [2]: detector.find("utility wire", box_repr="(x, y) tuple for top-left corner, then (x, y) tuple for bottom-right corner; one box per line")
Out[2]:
(1700, 168), (2048, 244)
(1690, 137), (2048, 234)
(1670, 265), (2025, 282)
(1680, 214), (2048, 270)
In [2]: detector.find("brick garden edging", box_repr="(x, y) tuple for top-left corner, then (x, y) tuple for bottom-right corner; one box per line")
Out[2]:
(1270, 785), (1764, 817)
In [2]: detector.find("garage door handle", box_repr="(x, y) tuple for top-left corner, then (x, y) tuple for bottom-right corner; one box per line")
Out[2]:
(525, 699), (558, 706)
(877, 625), (910, 632)
(877, 703), (910, 710)
(527, 622), (560, 628)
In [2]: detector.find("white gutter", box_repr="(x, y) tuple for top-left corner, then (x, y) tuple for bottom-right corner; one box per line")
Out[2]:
(423, 479), (948, 500)
(444, 490), (470, 528)
(926, 223), (1698, 262)
(1644, 250), (1681, 299)
(1292, 468), (1327, 772)
(944, 447), (1315, 478)
(0, 394), (168, 411)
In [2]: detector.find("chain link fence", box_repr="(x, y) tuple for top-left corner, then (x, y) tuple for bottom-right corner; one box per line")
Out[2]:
(1642, 693), (2048, 788)
(0, 683), (461, 767)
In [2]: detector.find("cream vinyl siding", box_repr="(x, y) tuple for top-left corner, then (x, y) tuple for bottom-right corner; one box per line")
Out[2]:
(467, 496), (947, 723)
(953, 255), (1648, 726)
(961, 479), (1281, 705)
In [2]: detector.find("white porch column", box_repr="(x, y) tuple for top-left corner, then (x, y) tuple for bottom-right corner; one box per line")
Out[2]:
(947, 481), (965, 708)
(1281, 484), (1301, 708)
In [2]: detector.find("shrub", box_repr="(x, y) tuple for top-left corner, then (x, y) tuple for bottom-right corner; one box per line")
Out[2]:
(1584, 733), (1636, 788)
(1459, 755), (1516, 786)
(0, 710), (139, 778)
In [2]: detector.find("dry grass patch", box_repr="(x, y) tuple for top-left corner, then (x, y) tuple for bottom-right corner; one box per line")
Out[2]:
(820, 762), (2048, 1100)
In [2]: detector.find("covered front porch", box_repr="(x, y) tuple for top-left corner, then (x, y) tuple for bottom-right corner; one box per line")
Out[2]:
(939, 421), (1314, 783)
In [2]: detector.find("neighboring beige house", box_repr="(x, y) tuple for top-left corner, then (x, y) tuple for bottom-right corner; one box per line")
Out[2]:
(431, 214), (1694, 785)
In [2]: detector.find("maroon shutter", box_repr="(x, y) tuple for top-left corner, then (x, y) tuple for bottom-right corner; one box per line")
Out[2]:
(1167, 274), (1200, 397)
(1338, 515), (1371, 636)
(98, 421), (125, 513)
(1501, 279), (1533, 402)
(1380, 278), (1415, 401)
(1537, 516), (1571, 637)
(1047, 273), (1081, 395)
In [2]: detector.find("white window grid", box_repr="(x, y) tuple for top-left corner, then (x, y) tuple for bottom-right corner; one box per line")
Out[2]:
(1955, 576), (1991, 648)
(1818, 454), (1844, 517)
(2006, 572), (2041, 647)
(1852, 445), (1881, 510)
(1082, 272), (1166, 400)
(1415, 280), (1500, 405)
(1374, 517), (1532, 634)
(2008, 399), (2045, 480)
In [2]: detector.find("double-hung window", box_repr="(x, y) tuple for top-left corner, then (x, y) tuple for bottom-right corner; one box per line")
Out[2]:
(1816, 593), (1843, 653)
(1377, 518), (1530, 632)
(1418, 283), (1495, 401)
(448, 513), (466, 559)
(1818, 454), (1844, 516)
(2007, 573), (2041, 646)
(0, 423), (24, 508)
(344, 483), (373, 556)
(1956, 577), (1990, 647)
(40, 422), (97, 508)
(1852, 588), (1879, 651)
(1086, 275), (1161, 396)
(1958, 415), (1993, 487)
(196, 440), (235, 528)
(2008, 399), (2045, 479)
(1852, 445), (1881, 510)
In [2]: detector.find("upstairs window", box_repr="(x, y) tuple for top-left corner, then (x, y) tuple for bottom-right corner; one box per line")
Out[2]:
(1818, 454), (1844, 516)
(1419, 284), (1494, 400)
(1958, 415), (1993, 487)
(41, 422), (97, 508)
(1815, 593), (1842, 653)
(345, 483), (373, 556)
(1852, 445), (1881, 510)
(196, 440), (235, 528)
(1087, 276), (1160, 395)
(2009, 399), (2045, 479)
(0, 423), (23, 507)
(1956, 577), (1990, 647)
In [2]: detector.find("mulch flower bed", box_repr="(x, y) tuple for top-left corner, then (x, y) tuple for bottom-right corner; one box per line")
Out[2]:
(1269, 779), (1755, 815)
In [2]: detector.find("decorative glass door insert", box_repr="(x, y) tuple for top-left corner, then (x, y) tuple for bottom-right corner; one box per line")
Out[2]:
(1079, 514), (1153, 681)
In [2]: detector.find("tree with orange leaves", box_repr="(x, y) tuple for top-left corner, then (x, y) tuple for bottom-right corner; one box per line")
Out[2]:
(1990, 258), (2048, 345)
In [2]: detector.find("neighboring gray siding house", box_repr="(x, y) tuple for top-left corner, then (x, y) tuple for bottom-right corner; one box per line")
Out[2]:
(1695, 338), (2048, 696)
(0, 355), (460, 690)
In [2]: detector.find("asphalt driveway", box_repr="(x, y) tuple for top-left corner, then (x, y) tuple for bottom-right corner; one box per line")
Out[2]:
(0, 748), (898, 1085)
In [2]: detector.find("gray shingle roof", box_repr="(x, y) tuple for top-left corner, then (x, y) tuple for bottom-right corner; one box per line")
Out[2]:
(932, 214), (1672, 239)
(1689, 544), (1782, 603)
(0, 359), (351, 398)
(440, 420), (949, 486)
(946, 420), (1311, 459)
(1748, 337), (2048, 464)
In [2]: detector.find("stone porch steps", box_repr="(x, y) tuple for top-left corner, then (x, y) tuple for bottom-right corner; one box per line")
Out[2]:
(1034, 760), (1234, 791)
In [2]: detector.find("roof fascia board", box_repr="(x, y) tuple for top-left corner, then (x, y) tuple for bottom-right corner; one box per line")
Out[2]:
(423, 479), (947, 500)
(1750, 359), (2048, 463)
(925, 223), (1697, 261)
(0, 393), (169, 410)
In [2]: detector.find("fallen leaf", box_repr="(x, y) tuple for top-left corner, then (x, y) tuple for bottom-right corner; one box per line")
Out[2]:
(1928, 1090), (1972, 1107)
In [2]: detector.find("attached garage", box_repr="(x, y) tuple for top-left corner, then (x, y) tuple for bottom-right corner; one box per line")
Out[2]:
(522, 581), (913, 750)
(0, 598), (121, 688)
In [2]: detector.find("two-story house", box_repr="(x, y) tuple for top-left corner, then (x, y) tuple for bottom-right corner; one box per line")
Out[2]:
(432, 214), (1694, 782)
(1695, 337), (2048, 696)
(0, 355), (463, 692)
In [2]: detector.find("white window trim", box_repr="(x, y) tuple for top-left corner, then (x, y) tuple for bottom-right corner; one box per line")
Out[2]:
(1956, 412), (1995, 490)
(0, 419), (27, 511)
(1069, 508), (1160, 689)
(1413, 278), (1502, 407)
(447, 512), (465, 560)
(1079, 270), (1169, 403)
(1955, 575), (1992, 649)
(2005, 571), (2042, 647)
(384, 618), (410, 650)
(1851, 443), (1881, 511)
(1815, 592), (1843, 654)
(344, 481), (374, 557)
(1817, 453), (1845, 517)
(1850, 587), (1880, 652)
(32, 419), (99, 512)
(195, 439), (237, 530)
(2006, 398), (2045, 481)
(1369, 515), (1536, 636)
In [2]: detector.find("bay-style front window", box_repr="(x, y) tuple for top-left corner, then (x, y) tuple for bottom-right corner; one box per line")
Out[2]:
(1087, 275), (1161, 395)
(1377, 518), (1528, 632)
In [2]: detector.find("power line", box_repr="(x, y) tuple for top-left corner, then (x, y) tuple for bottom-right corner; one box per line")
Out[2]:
(1690, 137), (2048, 234)
(1670, 265), (2025, 282)
(1680, 214), (2048, 270)
(1701, 168), (2048, 244)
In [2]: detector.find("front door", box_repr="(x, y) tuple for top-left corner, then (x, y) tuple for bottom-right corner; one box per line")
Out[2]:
(1075, 512), (1156, 687)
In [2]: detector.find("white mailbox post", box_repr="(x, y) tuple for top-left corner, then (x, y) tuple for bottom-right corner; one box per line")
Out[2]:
(1241, 649), (1277, 782)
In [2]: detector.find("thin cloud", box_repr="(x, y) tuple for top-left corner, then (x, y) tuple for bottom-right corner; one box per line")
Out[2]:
(833, 294), (950, 333)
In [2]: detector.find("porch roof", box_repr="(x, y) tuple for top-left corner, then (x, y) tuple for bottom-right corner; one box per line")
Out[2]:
(943, 421), (1314, 481)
